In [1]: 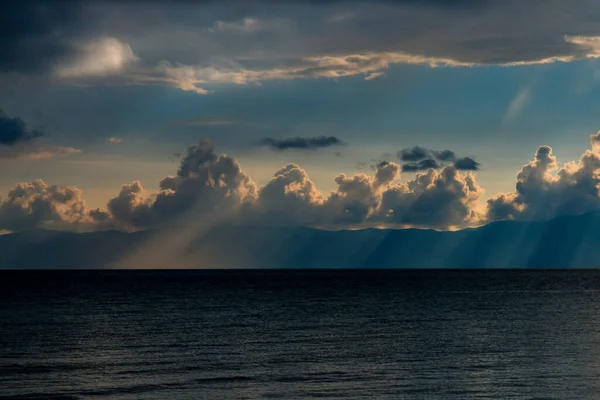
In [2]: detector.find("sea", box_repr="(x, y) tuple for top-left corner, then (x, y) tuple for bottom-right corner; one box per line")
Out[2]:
(2, 269), (600, 399)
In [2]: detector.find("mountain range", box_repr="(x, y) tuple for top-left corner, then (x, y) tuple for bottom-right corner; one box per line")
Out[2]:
(2, 212), (600, 269)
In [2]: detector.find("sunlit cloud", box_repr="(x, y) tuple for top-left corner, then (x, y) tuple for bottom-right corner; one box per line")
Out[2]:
(54, 37), (138, 78)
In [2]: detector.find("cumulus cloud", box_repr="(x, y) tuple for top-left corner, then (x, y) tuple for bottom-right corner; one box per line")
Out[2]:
(261, 136), (344, 151)
(254, 164), (324, 226)
(108, 137), (122, 143)
(107, 139), (257, 228)
(486, 132), (600, 221)
(378, 166), (484, 228)
(0, 135), (488, 232)
(7, 131), (600, 233)
(0, 179), (98, 231)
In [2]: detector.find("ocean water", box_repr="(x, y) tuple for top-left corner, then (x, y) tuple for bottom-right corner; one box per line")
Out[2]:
(2, 270), (600, 399)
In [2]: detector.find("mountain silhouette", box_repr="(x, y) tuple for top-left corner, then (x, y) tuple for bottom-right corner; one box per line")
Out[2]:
(3, 212), (600, 269)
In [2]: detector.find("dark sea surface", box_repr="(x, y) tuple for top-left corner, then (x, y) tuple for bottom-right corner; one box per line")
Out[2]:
(3, 270), (600, 399)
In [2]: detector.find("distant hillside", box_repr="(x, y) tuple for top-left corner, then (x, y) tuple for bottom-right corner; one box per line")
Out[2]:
(2, 212), (600, 269)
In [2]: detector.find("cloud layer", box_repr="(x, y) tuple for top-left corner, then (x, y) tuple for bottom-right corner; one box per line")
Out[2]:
(6, 1), (600, 93)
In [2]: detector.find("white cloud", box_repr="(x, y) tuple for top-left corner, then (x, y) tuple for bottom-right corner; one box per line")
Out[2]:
(54, 37), (138, 78)
(487, 132), (600, 221)
(108, 137), (122, 144)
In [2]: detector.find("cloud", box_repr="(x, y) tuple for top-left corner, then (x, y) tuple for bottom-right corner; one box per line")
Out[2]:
(379, 166), (484, 228)
(0, 144), (82, 160)
(9, 2), (600, 94)
(254, 163), (324, 226)
(8, 130), (600, 233)
(486, 132), (600, 221)
(208, 17), (291, 34)
(0, 109), (43, 145)
(0, 1), (84, 74)
(398, 146), (430, 162)
(397, 146), (478, 171)
(261, 136), (344, 151)
(54, 37), (138, 78)
(108, 137), (122, 143)
(432, 149), (456, 162)
(147, 52), (469, 94)
(0, 179), (97, 231)
(453, 156), (480, 171)
(0, 110), (81, 159)
(107, 139), (258, 228)
(8, 3), (600, 78)
(398, 146), (457, 162)
(401, 159), (440, 172)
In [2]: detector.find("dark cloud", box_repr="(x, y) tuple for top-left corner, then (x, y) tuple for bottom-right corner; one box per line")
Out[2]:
(0, 1), (85, 73)
(398, 147), (479, 171)
(261, 136), (343, 151)
(453, 156), (480, 171)
(398, 146), (429, 161)
(432, 149), (456, 162)
(402, 158), (440, 172)
(4, 0), (600, 93)
(0, 109), (43, 146)
(0, 109), (80, 159)
(399, 147), (458, 162)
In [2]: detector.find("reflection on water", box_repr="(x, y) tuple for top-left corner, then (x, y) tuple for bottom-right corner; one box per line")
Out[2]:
(2, 270), (600, 399)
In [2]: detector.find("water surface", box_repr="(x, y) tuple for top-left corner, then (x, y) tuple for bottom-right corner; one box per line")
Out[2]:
(2, 270), (600, 399)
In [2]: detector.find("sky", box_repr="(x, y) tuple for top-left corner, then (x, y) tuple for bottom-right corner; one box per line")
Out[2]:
(2, 0), (600, 233)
